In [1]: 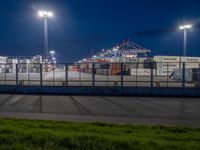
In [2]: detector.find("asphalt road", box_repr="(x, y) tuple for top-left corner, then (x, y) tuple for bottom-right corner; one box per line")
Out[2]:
(0, 94), (199, 127)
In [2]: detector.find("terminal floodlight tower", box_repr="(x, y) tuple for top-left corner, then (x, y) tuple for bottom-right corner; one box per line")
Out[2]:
(50, 50), (56, 63)
(179, 24), (192, 57)
(38, 10), (53, 61)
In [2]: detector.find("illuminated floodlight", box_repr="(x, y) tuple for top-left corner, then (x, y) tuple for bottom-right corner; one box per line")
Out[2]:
(50, 50), (55, 54)
(113, 46), (119, 51)
(179, 24), (192, 30)
(38, 11), (53, 18)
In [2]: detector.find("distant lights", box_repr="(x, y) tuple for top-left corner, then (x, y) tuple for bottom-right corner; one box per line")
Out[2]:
(113, 47), (119, 51)
(38, 11), (53, 18)
(50, 50), (55, 54)
(179, 24), (192, 30)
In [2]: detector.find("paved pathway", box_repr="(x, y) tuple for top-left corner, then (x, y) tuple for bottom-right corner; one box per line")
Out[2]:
(0, 94), (199, 127)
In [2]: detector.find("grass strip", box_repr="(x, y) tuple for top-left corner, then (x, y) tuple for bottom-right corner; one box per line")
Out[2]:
(0, 118), (199, 150)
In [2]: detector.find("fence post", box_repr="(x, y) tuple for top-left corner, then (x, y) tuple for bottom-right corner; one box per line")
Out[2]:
(167, 63), (169, 87)
(16, 64), (19, 86)
(53, 65), (55, 86)
(79, 63), (81, 86)
(182, 62), (185, 87)
(92, 63), (95, 87)
(121, 63), (123, 87)
(151, 62), (154, 87)
(65, 64), (68, 86)
(106, 63), (109, 87)
(136, 63), (138, 87)
(27, 64), (30, 86)
(4, 64), (6, 85)
(40, 64), (43, 87)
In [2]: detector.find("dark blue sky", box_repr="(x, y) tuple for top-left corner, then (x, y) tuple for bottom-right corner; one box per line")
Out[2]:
(0, 0), (200, 62)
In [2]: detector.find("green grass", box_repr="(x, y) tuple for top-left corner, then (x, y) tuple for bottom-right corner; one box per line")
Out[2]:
(0, 118), (199, 150)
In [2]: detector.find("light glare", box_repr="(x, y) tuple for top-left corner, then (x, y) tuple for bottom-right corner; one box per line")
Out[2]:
(179, 24), (192, 30)
(38, 11), (53, 18)
(50, 50), (55, 54)
(48, 12), (53, 17)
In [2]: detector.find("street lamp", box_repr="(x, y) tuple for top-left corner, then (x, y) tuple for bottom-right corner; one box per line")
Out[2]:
(179, 24), (192, 57)
(50, 50), (55, 57)
(52, 57), (56, 64)
(38, 10), (54, 59)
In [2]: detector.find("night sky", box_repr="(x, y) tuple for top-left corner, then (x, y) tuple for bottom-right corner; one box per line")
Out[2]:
(0, 0), (200, 62)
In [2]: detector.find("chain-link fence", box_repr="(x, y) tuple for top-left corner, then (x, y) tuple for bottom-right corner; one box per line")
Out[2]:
(0, 62), (200, 88)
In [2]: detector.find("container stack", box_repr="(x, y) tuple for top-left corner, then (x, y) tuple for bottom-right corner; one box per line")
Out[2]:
(0, 57), (7, 73)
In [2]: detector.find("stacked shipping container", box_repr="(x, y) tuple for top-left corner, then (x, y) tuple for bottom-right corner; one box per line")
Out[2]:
(154, 56), (200, 76)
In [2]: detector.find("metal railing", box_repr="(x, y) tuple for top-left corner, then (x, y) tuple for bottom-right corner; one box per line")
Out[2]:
(0, 62), (200, 88)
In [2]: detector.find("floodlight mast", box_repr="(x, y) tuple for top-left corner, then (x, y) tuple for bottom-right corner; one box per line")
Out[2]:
(50, 50), (55, 63)
(38, 11), (53, 60)
(179, 24), (192, 57)
(50, 50), (55, 56)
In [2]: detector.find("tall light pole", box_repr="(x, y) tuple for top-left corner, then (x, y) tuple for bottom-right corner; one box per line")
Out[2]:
(179, 24), (192, 57)
(38, 11), (53, 60)
(53, 57), (56, 64)
(50, 50), (55, 58)
(50, 50), (55, 63)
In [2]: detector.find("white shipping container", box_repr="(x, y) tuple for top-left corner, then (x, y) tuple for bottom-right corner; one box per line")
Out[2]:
(154, 56), (180, 62)
(110, 58), (119, 62)
(20, 59), (31, 64)
(88, 63), (93, 68)
(0, 56), (7, 63)
(156, 69), (175, 76)
(0, 68), (7, 73)
(181, 57), (200, 62)
(185, 63), (199, 69)
(131, 69), (155, 76)
(177, 62), (200, 69)
(32, 55), (43, 63)
(7, 59), (18, 64)
(154, 56), (200, 63)
(157, 62), (180, 69)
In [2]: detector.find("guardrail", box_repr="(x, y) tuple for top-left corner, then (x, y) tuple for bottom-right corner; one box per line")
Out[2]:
(0, 62), (200, 88)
